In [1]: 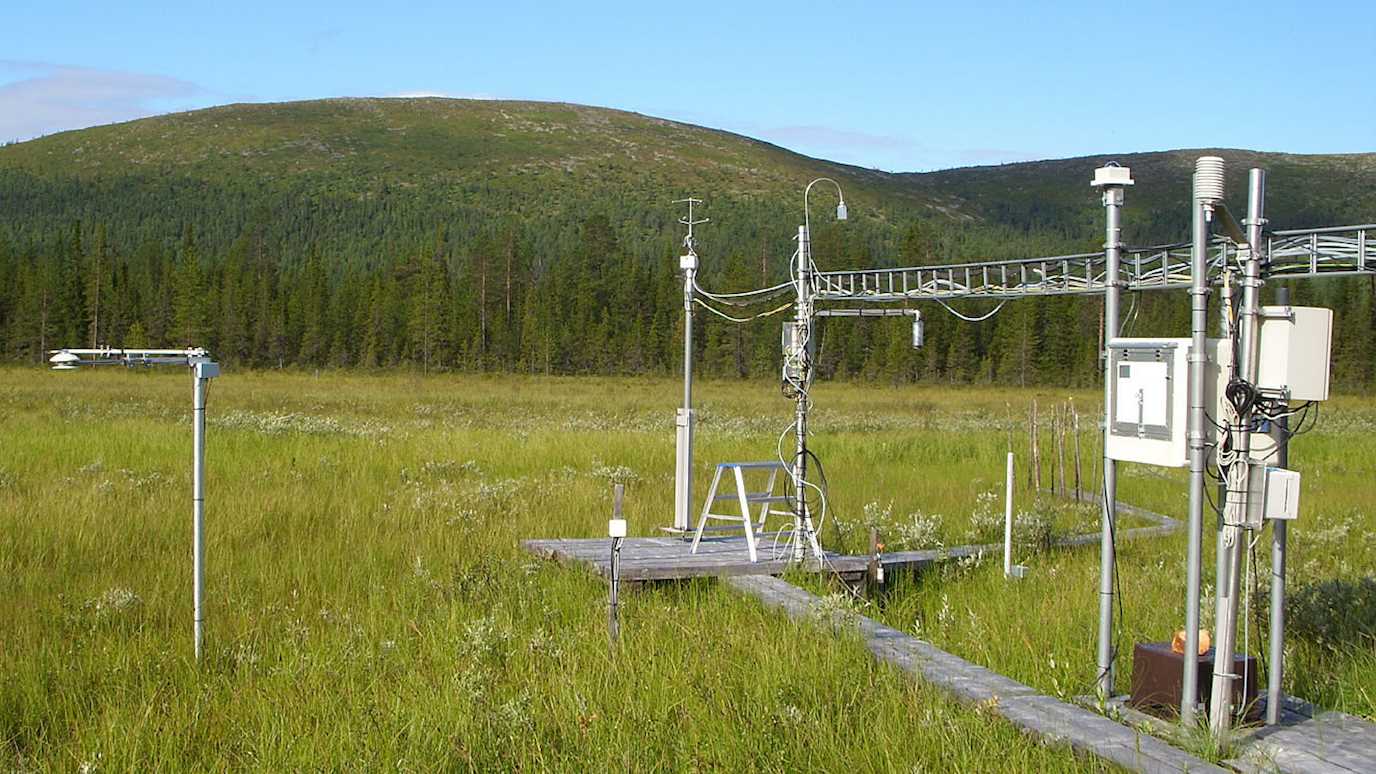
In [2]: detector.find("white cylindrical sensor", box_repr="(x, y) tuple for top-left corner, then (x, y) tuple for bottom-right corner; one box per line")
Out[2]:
(1194, 156), (1226, 205)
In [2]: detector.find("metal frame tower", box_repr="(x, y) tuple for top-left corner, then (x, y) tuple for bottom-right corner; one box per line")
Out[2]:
(677, 161), (1376, 736)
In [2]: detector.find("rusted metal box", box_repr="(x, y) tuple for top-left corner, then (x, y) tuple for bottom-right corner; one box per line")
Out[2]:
(1129, 642), (1259, 719)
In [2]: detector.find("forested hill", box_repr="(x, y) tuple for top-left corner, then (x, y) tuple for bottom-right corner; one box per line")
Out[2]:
(0, 97), (1372, 387)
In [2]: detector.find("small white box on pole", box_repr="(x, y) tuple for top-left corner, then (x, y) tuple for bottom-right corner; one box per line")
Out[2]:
(1261, 468), (1301, 521)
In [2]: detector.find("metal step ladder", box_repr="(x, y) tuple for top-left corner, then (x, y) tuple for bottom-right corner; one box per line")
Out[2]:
(690, 461), (791, 562)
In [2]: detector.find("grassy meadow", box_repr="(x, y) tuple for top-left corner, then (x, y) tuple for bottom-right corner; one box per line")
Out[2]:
(2, 367), (1373, 770)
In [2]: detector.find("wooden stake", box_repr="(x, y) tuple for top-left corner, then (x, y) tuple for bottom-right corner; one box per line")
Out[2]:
(1005, 401), (1014, 454)
(1030, 399), (1041, 492)
(1072, 399), (1083, 501)
(866, 526), (883, 596)
(1056, 402), (1067, 496)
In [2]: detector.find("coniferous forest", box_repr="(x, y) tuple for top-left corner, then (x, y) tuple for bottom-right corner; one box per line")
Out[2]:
(1, 98), (1372, 388)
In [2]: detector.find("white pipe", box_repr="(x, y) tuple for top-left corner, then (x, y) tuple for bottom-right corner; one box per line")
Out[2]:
(675, 254), (695, 532)
(192, 370), (207, 662)
(1004, 452), (1014, 577)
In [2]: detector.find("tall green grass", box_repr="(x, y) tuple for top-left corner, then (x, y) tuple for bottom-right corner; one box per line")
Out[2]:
(2, 367), (1370, 769)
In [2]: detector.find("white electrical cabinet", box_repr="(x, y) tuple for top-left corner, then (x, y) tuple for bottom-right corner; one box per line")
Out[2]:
(1256, 306), (1333, 401)
(1246, 466), (1301, 522)
(1106, 339), (1190, 467)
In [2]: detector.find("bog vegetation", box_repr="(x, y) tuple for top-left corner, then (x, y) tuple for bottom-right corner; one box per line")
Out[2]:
(2, 369), (1372, 769)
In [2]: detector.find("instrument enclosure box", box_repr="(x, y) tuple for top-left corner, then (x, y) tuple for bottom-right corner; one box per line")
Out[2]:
(1255, 306), (1332, 401)
(1129, 642), (1258, 720)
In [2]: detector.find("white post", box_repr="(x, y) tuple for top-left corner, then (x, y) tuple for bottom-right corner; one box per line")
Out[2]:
(674, 260), (695, 532)
(673, 199), (704, 533)
(192, 366), (208, 661)
(190, 359), (219, 662)
(1004, 452), (1015, 577)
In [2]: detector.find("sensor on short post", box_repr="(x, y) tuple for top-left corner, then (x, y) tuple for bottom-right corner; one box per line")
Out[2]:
(608, 483), (627, 649)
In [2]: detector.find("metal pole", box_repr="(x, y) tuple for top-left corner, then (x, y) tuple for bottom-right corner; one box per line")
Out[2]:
(798, 225), (803, 556)
(792, 225), (814, 562)
(1182, 175), (1212, 722)
(1004, 451), (1015, 577)
(1096, 174), (1126, 698)
(675, 255), (695, 532)
(1267, 287), (1290, 725)
(610, 483), (624, 648)
(192, 369), (207, 662)
(673, 198), (704, 533)
(1210, 169), (1267, 733)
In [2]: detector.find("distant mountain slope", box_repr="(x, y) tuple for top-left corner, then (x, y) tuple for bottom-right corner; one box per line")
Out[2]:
(0, 98), (1371, 385)
(2, 98), (1369, 252)
(902, 149), (1376, 240)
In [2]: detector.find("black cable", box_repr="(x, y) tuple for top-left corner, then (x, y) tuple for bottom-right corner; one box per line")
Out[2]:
(1290, 402), (1319, 438)
(1251, 534), (1269, 688)
(1085, 437), (1126, 698)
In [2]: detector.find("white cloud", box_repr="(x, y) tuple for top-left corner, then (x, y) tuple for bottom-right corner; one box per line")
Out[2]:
(0, 60), (210, 142)
(385, 90), (498, 101)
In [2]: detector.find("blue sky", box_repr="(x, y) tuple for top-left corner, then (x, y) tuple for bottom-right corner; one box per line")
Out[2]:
(3, 1), (1373, 171)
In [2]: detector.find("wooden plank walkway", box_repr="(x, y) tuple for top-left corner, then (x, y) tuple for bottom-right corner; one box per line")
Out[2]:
(521, 496), (1180, 583)
(525, 497), (1376, 771)
(1226, 695), (1376, 773)
(1096, 696), (1376, 773)
(727, 574), (1227, 774)
(521, 532), (985, 582)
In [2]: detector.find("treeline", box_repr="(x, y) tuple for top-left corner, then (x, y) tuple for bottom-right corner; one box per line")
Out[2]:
(1, 216), (1373, 388)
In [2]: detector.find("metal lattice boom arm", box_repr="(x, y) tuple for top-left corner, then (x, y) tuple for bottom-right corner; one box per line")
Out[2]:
(811, 224), (1375, 303)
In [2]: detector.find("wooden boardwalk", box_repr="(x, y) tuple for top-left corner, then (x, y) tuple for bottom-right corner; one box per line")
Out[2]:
(1227, 695), (1376, 773)
(521, 496), (1180, 583)
(525, 498), (1374, 771)
(521, 532), (987, 582)
(728, 574), (1227, 773)
(1100, 694), (1376, 773)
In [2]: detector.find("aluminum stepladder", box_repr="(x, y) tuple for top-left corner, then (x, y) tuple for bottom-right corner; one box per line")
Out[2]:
(689, 461), (792, 562)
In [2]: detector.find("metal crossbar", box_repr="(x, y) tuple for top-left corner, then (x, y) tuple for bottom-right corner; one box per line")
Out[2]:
(810, 224), (1376, 303)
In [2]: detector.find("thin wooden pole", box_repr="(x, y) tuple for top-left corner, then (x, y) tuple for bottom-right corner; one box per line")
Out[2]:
(867, 526), (883, 595)
(1072, 399), (1083, 501)
(1056, 402), (1067, 496)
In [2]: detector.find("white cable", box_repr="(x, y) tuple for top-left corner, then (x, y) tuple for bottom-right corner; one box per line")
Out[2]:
(693, 278), (794, 301)
(1241, 531), (1262, 722)
(693, 298), (793, 323)
(932, 296), (1008, 322)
